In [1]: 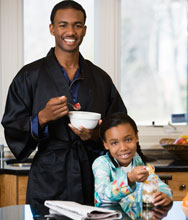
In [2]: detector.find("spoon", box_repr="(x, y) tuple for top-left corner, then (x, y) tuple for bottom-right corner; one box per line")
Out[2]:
(67, 102), (81, 110)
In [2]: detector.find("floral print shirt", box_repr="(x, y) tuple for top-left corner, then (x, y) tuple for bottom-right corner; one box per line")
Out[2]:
(92, 152), (173, 204)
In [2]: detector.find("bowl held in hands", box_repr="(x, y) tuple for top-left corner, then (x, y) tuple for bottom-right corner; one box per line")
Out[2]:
(68, 111), (101, 129)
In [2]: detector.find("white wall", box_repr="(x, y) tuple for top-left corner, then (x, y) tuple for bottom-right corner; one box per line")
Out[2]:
(0, 0), (23, 143)
(94, 0), (119, 86)
(0, 0), (24, 115)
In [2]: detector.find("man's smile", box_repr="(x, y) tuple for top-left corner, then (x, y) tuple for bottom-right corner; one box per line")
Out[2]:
(64, 38), (76, 45)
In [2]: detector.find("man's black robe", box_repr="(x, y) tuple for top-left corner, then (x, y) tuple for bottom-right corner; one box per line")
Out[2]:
(1, 48), (127, 206)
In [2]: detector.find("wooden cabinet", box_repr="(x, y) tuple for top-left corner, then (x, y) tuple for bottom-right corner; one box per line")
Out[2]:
(0, 174), (28, 207)
(157, 172), (188, 201)
(0, 171), (187, 206)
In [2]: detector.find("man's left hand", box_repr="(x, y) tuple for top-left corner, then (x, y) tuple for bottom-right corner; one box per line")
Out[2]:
(68, 120), (102, 141)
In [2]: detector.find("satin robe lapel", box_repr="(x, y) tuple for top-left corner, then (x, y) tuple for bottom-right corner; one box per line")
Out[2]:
(77, 57), (92, 111)
(44, 54), (73, 102)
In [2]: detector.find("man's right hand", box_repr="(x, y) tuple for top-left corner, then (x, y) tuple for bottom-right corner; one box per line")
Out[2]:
(38, 96), (69, 127)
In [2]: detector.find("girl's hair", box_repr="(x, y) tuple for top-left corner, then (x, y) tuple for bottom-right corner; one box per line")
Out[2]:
(100, 112), (138, 142)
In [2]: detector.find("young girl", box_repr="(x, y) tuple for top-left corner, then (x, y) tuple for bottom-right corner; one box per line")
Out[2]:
(92, 112), (172, 206)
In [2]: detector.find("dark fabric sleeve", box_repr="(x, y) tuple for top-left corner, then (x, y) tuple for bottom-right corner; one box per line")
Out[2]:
(31, 115), (49, 139)
(1, 71), (39, 161)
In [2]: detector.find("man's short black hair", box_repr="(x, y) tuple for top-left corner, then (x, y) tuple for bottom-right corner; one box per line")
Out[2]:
(50, 0), (87, 24)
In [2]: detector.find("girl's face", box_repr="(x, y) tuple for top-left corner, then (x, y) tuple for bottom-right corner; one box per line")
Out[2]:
(103, 123), (138, 167)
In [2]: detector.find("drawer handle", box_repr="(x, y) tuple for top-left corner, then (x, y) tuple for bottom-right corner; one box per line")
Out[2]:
(179, 184), (186, 191)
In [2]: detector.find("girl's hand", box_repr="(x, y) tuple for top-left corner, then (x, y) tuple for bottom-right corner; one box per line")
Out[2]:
(152, 204), (172, 220)
(153, 191), (172, 206)
(128, 166), (149, 184)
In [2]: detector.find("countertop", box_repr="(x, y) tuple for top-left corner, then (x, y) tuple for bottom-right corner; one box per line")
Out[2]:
(0, 149), (188, 176)
(0, 201), (187, 220)
(143, 148), (188, 172)
(0, 158), (30, 175)
(152, 159), (188, 172)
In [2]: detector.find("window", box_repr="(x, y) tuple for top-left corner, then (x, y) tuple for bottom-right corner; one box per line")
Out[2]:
(2, 0), (187, 127)
(119, 0), (187, 125)
(24, 0), (94, 64)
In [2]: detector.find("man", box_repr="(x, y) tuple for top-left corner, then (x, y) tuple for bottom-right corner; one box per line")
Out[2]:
(1, 0), (127, 206)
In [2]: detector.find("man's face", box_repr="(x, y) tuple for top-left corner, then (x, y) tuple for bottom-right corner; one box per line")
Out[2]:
(50, 8), (86, 53)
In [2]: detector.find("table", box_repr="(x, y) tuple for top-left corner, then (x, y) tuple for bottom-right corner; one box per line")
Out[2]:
(0, 201), (187, 220)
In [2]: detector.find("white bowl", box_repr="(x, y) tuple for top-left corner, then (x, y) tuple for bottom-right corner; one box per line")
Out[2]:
(68, 111), (101, 129)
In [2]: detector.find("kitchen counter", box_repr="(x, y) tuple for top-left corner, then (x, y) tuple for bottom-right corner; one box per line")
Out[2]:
(0, 159), (29, 207)
(0, 152), (188, 206)
(152, 159), (188, 172)
(1, 153), (188, 175)
(0, 201), (187, 220)
(0, 159), (30, 175)
(142, 148), (188, 172)
(0, 165), (30, 175)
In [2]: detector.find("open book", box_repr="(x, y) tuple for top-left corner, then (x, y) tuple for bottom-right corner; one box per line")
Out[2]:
(44, 200), (122, 220)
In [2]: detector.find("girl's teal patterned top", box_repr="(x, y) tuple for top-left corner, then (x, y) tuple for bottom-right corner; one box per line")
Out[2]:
(92, 152), (173, 205)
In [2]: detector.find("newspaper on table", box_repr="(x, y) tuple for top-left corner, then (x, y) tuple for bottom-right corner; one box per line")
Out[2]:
(44, 200), (122, 220)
